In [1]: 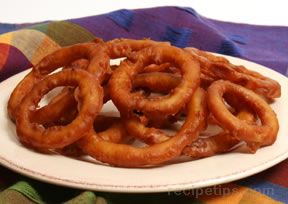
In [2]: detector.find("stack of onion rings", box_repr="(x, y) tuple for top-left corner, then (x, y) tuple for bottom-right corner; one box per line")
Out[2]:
(7, 38), (281, 167)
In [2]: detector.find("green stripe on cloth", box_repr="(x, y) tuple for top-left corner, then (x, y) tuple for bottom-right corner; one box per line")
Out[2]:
(28, 22), (49, 34)
(2, 181), (43, 204)
(29, 21), (96, 46)
(0, 180), (110, 204)
(0, 189), (36, 204)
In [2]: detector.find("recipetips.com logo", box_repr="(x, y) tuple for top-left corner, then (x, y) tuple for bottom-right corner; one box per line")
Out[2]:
(167, 185), (275, 199)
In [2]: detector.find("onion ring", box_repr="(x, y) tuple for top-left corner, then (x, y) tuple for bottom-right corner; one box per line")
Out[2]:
(34, 42), (109, 81)
(185, 47), (281, 98)
(7, 42), (106, 122)
(124, 116), (170, 144)
(32, 39), (167, 125)
(133, 72), (180, 94)
(7, 72), (42, 121)
(58, 116), (129, 157)
(31, 87), (78, 125)
(109, 45), (200, 116)
(183, 109), (257, 158)
(78, 88), (207, 167)
(106, 38), (170, 58)
(207, 80), (279, 145)
(93, 116), (130, 143)
(15, 69), (103, 149)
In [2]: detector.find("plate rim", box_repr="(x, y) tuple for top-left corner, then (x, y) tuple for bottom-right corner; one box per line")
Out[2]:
(1, 147), (288, 193)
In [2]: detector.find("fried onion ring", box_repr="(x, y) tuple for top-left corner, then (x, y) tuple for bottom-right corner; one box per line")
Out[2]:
(7, 42), (106, 122)
(133, 72), (180, 94)
(32, 39), (167, 125)
(109, 45), (200, 116)
(124, 116), (170, 144)
(7, 72), (42, 121)
(185, 48), (281, 98)
(106, 38), (170, 58)
(207, 80), (279, 145)
(58, 116), (129, 157)
(183, 109), (257, 158)
(78, 88), (207, 167)
(16, 69), (103, 149)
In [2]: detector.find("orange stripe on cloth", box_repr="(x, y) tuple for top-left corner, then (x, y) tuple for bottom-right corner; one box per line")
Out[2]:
(31, 36), (60, 66)
(8, 29), (60, 65)
(195, 183), (246, 204)
(0, 31), (13, 44)
(193, 183), (282, 204)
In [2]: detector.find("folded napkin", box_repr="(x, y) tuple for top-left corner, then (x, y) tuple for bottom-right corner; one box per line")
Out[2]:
(0, 6), (287, 204)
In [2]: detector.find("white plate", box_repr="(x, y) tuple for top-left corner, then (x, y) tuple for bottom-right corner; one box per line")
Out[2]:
(0, 55), (288, 193)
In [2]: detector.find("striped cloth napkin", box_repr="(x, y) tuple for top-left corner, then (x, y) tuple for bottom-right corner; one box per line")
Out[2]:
(0, 6), (287, 203)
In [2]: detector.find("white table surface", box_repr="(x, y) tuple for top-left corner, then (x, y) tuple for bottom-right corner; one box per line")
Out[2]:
(0, 0), (287, 26)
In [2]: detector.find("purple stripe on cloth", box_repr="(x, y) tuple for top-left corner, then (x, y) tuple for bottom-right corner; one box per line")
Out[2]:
(0, 45), (31, 82)
(68, 6), (288, 75)
(201, 17), (288, 74)
(69, 15), (124, 41)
